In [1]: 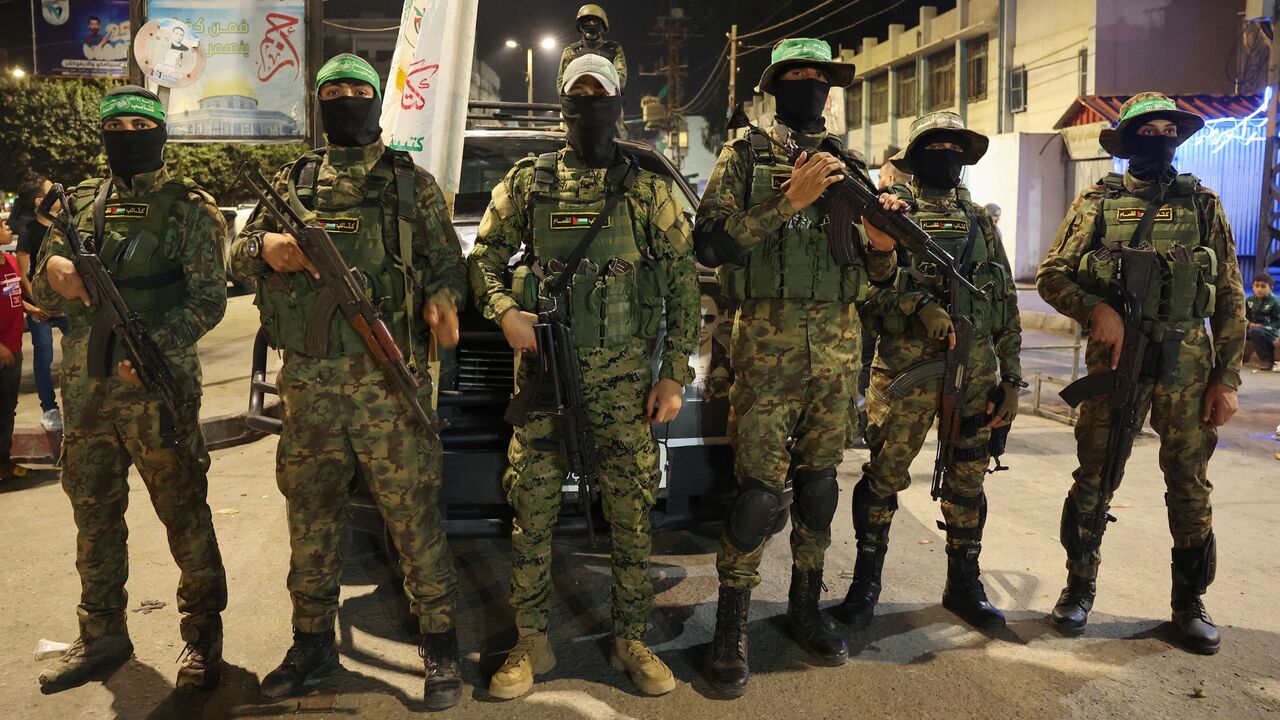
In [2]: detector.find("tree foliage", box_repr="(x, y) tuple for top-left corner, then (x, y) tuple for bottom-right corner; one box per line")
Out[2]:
(0, 77), (307, 204)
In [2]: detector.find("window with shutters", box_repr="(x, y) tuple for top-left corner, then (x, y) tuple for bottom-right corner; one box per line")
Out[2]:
(869, 73), (889, 124)
(965, 36), (988, 101)
(1009, 65), (1027, 113)
(927, 49), (955, 110)
(896, 63), (917, 118)
(847, 82), (863, 129)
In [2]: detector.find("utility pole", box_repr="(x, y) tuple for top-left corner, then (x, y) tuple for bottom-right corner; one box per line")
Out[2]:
(1259, 4), (1280, 279)
(639, 4), (696, 165)
(727, 23), (738, 110)
(526, 47), (534, 104)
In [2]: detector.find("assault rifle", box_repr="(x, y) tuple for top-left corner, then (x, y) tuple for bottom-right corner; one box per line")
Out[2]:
(1058, 242), (1183, 552)
(726, 104), (987, 301)
(37, 184), (190, 452)
(503, 260), (600, 545)
(237, 163), (437, 434)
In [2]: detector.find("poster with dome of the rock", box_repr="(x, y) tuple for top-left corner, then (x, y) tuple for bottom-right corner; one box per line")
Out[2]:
(147, 0), (306, 141)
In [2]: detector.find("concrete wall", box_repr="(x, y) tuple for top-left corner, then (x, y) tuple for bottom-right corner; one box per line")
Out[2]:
(1010, 0), (1095, 134)
(1094, 0), (1245, 96)
(966, 132), (1067, 281)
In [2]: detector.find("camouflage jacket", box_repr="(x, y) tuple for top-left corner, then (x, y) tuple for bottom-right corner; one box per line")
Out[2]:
(229, 142), (468, 312)
(468, 148), (698, 385)
(1037, 171), (1246, 389)
(693, 122), (897, 282)
(864, 180), (1022, 380)
(33, 166), (227, 384)
(557, 40), (628, 90)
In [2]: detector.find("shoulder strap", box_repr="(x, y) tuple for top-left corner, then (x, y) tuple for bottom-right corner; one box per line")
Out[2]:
(286, 151), (325, 215)
(1127, 186), (1168, 249)
(387, 150), (420, 364)
(91, 179), (113, 252)
(746, 130), (773, 165)
(544, 156), (639, 299)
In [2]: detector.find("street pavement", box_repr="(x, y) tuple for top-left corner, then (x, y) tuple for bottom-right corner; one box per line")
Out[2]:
(0, 295), (1278, 719)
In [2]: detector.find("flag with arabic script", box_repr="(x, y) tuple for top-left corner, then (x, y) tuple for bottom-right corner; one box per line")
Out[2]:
(380, 0), (479, 194)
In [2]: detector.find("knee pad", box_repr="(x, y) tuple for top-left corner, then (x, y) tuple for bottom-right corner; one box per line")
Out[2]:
(727, 477), (792, 553)
(851, 476), (897, 541)
(792, 468), (838, 532)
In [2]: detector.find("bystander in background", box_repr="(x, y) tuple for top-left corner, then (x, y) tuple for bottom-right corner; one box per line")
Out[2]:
(0, 239), (27, 480)
(13, 176), (68, 432)
(1246, 272), (1280, 371)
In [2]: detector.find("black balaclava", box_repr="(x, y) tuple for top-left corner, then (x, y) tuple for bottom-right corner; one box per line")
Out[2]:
(103, 126), (167, 182)
(580, 18), (602, 43)
(773, 77), (830, 134)
(320, 90), (383, 147)
(910, 131), (968, 190)
(561, 94), (623, 168)
(1124, 131), (1178, 183)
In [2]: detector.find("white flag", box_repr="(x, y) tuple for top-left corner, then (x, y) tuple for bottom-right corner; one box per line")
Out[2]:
(380, 0), (479, 194)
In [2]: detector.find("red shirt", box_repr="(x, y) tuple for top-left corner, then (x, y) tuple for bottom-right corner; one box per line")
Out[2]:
(0, 253), (24, 354)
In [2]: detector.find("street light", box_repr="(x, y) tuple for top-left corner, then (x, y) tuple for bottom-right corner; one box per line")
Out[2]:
(10, 68), (26, 79)
(504, 37), (559, 104)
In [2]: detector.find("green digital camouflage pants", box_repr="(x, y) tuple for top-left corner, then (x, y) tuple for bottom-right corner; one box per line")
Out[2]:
(862, 335), (997, 548)
(716, 299), (859, 589)
(276, 351), (456, 634)
(504, 343), (659, 640)
(1064, 323), (1215, 579)
(60, 346), (225, 643)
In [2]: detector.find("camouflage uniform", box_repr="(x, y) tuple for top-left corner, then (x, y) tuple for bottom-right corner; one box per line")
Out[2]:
(696, 124), (895, 589)
(859, 181), (1021, 547)
(33, 167), (228, 645)
(1037, 170), (1245, 579)
(230, 141), (466, 635)
(468, 148), (698, 640)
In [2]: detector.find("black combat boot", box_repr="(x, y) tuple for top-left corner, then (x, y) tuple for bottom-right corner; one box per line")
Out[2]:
(176, 619), (224, 690)
(1171, 536), (1220, 655)
(941, 545), (1006, 629)
(259, 629), (341, 701)
(1050, 573), (1096, 636)
(784, 566), (848, 665)
(421, 629), (463, 710)
(704, 586), (751, 698)
(832, 541), (887, 627)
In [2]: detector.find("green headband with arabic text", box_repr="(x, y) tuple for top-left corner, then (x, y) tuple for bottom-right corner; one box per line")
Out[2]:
(316, 54), (382, 98)
(99, 93), (166, 123)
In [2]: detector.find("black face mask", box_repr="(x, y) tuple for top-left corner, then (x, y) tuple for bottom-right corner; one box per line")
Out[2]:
(1125, 134), (1178, 182)
(320, 95), (383, 147)
(102, 125), (167, 182)
(561, 94), (623, 168)
(912, 148), (965, 189)
(773, 78), (830, 133)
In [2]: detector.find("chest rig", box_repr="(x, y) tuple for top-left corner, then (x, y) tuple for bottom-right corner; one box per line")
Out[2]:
(510, 152), (662, 348)
(716, 130), (868, 303)
(68, 178), (191, 339)
(1078, 173), (1218, 324)
(567, 40), (620, 64)
(886, 184), (1010, 336)
(255, 149), (423, 359)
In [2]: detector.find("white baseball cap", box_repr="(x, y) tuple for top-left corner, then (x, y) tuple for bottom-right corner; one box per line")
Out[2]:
(561, 54), (620, 96)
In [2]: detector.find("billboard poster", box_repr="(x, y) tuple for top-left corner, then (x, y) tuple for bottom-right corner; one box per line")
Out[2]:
(32, 0), (130, 78)
(147, 0), (306, 142)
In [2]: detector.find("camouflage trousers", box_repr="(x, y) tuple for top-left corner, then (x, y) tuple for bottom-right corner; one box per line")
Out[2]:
(1064, 324), (1216, 580)
(862, 334), (998, 549)
(276, 351), (456, 634)
(716, 299), (860, 589)
(60, 355), (225, 643)
(504, 343), (659, 640)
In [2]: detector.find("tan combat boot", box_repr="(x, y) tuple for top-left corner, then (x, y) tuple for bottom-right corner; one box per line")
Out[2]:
(610, 638), (676, 696)
(488, 629), (555, 700)
(38, 635), (134, 693)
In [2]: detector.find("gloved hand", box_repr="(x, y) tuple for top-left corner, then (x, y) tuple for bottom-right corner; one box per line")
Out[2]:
(916, 300), (954, 343)
(985, 381), (1021, 428)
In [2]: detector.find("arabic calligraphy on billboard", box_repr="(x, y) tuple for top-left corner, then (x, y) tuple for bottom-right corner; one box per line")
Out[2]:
(33, 0), (131, 78)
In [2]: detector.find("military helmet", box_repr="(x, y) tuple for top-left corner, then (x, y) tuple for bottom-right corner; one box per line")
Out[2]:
(891, 111), (989, 174)
(577, 4), (609, 32)
(1098, 91), (1204, 159)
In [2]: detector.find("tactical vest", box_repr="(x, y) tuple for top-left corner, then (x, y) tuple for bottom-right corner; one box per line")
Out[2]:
(255, 149), (424, 358)
(883, 185), (1010, 336)
(70, 177), (193, 333)
(715, 130), (868, 303)
(509, 152), (662, 348)
(568, 40), (620, 64)
(1077, 173), (1217, 324)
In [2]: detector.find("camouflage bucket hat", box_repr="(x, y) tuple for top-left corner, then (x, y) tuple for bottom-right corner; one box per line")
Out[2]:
(1098, 91), (1204, 159)
(891, 111), (989, 174)
(316, 53), (382, 98)
(756, 38), (856, 94)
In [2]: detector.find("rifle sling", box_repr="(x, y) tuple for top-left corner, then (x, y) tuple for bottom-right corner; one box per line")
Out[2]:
(92, 179), (112, 253)
(543, 158), (639, 299)
(1126, 185), (1169, 250)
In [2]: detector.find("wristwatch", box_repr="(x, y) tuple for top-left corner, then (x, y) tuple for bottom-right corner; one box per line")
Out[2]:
(246, 235), (262, 259)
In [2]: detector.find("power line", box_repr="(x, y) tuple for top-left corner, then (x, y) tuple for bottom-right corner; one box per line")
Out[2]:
(677, 42), (729, 112)
(322, 20), (398, 32)
(739, 0), (868, 57)
(817, 0), (912, 42)
(739, 0), (842, 39)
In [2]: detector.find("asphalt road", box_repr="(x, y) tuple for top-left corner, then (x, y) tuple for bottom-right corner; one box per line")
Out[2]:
(1, 347), (1278, 719)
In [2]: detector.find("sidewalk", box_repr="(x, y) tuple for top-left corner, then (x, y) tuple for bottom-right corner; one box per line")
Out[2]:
(10, 294), (280, 463)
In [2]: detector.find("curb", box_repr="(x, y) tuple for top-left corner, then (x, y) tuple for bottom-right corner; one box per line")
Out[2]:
(1020, 309), (1079, 336)
(12, 403), (279, 465)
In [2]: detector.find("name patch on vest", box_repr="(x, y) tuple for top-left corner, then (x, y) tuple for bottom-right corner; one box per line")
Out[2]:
(321, 217), (361, 234)
(550, 212), (610, 230)
(920, 218), (969, 233)
(103, 203), (149, 219)
(770, 173), (791, 190)
(1116, 207), (1174, 223)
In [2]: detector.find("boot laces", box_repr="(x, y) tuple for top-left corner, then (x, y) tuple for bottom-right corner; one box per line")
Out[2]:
(498, 634), (538, 673)
(622, 639), (659, 665)
(280, 632), (326, 670)
(58, 638), (87, 665)
(713, 601), (747, 658)
(176, 642), (209, 670)
(419, 634), (457, 678)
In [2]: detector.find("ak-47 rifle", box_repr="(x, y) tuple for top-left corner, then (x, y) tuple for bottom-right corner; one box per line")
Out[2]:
(37, 184), (191, 453)
(237, 163), (437, 434)
(726, 104), (987, 301)
(1057, 193), (1183, 553)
